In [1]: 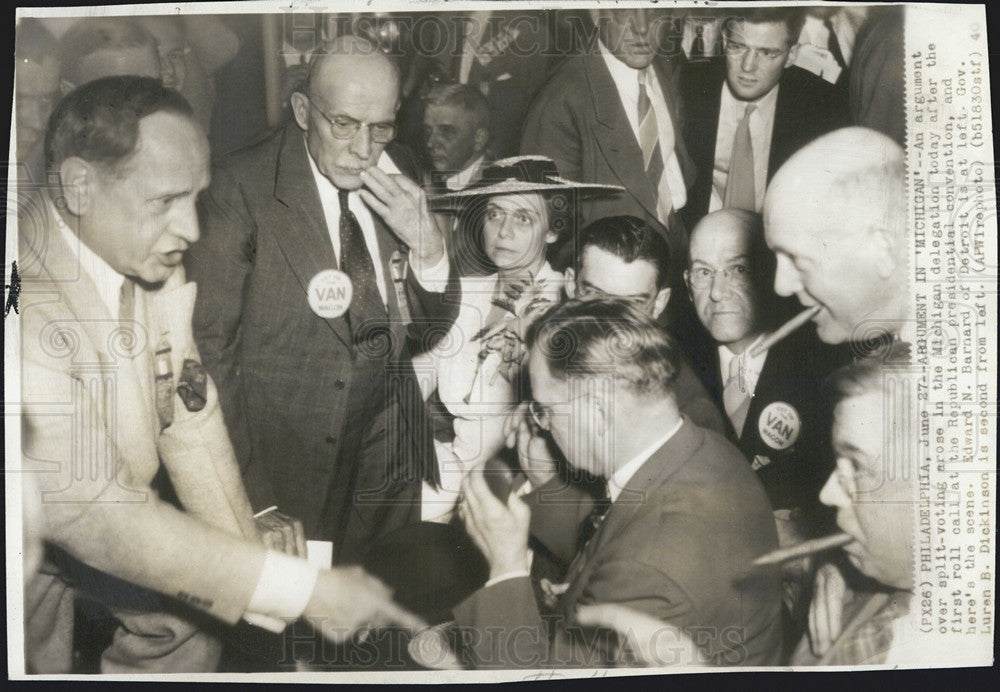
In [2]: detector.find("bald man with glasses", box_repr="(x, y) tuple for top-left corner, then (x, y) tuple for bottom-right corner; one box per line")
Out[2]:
(187, 35), (460, 567)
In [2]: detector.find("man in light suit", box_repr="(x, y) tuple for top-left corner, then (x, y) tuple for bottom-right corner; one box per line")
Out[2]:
(18, 76), (422, 673)
(454, 299), (782, 668)
(680, 7), (847, 228)
(520, 8), (696, 306)
(187, 36), (459, 564)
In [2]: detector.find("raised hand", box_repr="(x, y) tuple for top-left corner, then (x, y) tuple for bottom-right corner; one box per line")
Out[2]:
(458, 465), (531, 580)
(358, 167), (444, 265)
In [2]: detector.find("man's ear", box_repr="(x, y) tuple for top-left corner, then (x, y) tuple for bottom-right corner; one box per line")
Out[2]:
(653, 286), (671, 320)
(784, 43), (800, 68)
(564, 267), (577, 298)
(289, 92), (310, 132)
(869, 226), (899, 280)
(591, 391), (608, 438)
(57, 157), (94, 217)
(473, 128), (489, 154)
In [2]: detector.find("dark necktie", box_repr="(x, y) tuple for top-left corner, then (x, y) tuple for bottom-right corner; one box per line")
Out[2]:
(691, 25), (706, 59)
(824, 18), (848, 70)
(577, 481), (612, 552)
(118, 277), (136, 357)
(338, 189), (387, 340)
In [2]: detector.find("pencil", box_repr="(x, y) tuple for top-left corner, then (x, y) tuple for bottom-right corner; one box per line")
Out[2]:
(752, 532), (854, 566)
(748, 305), (823, 359)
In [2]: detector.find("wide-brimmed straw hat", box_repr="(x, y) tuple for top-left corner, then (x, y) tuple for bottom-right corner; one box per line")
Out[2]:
(429, 155), (623, 202)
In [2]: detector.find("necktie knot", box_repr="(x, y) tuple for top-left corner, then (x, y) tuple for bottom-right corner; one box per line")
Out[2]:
(742, 103), (757, 121)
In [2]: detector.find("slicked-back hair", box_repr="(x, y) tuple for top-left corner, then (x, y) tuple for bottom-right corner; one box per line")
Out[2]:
(577, 215), (672, 290)
(45, 75), (194, 176)
(58, 18), (158, 87)
(527, 297), (681, 399)
(722, 7), (806, 45)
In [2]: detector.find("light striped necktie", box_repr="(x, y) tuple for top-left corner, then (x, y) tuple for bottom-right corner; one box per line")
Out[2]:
(637, 69), (665, 195)
(723, 353), (752, 437)
(724, 103), (757, 211)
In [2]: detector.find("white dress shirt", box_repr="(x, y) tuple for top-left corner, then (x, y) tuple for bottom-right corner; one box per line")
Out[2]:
(54, 202), (127, 320)
(608, 416), (684, 501)
(305, 144), (450, 297)
(717, 332), (771, 399)
(446, 154), (486, 191)
(598, 41), (688, 216)
(709, 81), (780, 214)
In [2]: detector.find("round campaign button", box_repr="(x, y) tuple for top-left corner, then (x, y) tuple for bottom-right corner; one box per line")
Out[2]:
(307, 269), (353, 319)
(758, 401), (801, 451)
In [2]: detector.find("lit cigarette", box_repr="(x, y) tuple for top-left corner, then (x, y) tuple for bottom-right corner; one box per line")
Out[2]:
(748, 305), (823, 359)
(752, 532), (854, 567)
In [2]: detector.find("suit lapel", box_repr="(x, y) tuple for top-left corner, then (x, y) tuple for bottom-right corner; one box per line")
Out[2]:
(768, 74), (795, 181)
(271, 128), (352, 349)
(31, 207), (160, 474)
(562, 421), (704, 603)
(585, 55), (659, 220)
(651, 58), (696, 190)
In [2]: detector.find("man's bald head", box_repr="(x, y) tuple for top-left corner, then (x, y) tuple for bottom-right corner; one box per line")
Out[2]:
(687, 209), (774, 352)
(304, 35), (400, 102)
(763, 127), (908, 344)
(290, 35), (401, 190)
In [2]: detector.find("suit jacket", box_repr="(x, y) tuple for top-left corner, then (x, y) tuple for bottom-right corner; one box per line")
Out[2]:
(688, 326), (851, 515)
(187, 125), (460, 547)
(453, 420), (783, 668)
(19, 204), (263, 672)
(680, 59), (849, 227)
(520, 53), (697, 286)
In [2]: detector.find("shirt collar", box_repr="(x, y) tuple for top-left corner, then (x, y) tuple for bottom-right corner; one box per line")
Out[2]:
(446, 154), (486, 191)
(721, 76), (780, 122)
(51, 198), (127, 320)
(598, 38), (648, 94)
(718, 332), (770, 393)
(608, 416), (684, 502)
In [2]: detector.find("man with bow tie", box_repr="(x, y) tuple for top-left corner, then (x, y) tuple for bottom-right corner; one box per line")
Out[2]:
(453, 299), (782, 668)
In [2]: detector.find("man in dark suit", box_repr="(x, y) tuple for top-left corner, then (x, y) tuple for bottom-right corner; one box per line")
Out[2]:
(187, 36), (459, 565)
(684, 209), (848, 517)
(454, 299), (782, 668)
(520, 8), (695, 300)
(680, 7), (847, 228)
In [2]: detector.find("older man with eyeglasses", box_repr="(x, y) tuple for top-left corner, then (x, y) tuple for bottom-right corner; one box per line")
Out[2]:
(187, 34), (460, 576)
(680, 6), (848, 228)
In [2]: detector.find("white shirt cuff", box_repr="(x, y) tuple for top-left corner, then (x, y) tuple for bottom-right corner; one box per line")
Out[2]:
(484, 569), (531, 588)
(244, 551), (320, 633)
(409, 247), (450, 293)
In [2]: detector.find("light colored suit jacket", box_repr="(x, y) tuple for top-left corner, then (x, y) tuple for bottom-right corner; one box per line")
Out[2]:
(19, 203), (264, 672)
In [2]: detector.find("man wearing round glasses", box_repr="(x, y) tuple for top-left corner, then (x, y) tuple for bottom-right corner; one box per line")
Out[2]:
(188, 34), (459, 567)
(680, 7), (847, 226)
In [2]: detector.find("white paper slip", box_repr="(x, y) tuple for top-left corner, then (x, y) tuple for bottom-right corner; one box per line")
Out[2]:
(306, 540), (333, 569)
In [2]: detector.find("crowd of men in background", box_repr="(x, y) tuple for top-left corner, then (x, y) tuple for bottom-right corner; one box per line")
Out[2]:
(13, 5), (915, 673)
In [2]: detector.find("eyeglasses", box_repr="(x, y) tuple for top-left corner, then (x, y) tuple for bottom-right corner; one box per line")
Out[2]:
(687, 263), (754, 290)
(528, 392), (590, 431)
(723, 37), (792, 62)
(307, 97), (396, 144)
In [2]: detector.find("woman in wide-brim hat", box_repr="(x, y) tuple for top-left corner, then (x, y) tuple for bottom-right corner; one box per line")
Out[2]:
(415, 156), (621, 523)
